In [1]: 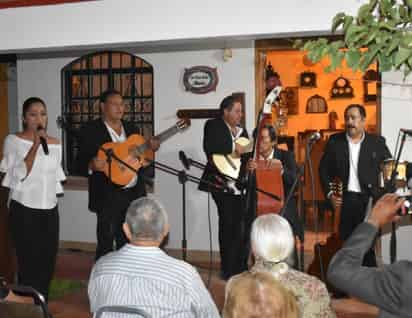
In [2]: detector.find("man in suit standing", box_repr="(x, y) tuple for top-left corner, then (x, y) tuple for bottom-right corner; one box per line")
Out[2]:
(199, 95), (249, 280)
(319, 104), (391, 267)
(327, 193), (412, 317)
(77, 89), (159, 260)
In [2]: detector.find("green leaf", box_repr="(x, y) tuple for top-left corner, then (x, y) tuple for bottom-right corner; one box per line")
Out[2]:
(345, 25), (367, 45)
(370, 0), (379, 11)
(380, 0), (395, 17)
(378, 52), (393, 71)
(346, 49), (362, 69)
(401, 32), (412, 48)
(378, 21), (397, 31)
(343, 16), (354, 33)
(358, 4), (372, 22)
(362, 28), (380, 46)
(394, 46), (412, 68)
(359, 45), (381, 71)
(330, 51), (345, 70)
(332, 12), (346, 32)
(330, 40), (345, 51)
(384, 36), (401, 56)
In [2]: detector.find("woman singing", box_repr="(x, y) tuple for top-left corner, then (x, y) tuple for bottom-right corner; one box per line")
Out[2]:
(0, 97), (66, 301)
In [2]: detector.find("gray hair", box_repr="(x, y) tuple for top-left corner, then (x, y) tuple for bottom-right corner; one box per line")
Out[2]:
(125, 196), (168, 242)
(251, 214), (294, 263)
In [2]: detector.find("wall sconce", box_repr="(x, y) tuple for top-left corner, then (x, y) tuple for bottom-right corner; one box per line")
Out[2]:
(223, 48), (232, 61)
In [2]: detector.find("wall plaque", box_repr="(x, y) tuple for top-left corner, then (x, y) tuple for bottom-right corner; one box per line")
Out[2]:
(183, 66), (219, 94)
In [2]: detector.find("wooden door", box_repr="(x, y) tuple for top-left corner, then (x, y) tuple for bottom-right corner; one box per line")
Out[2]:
(0, 63), (15, 282)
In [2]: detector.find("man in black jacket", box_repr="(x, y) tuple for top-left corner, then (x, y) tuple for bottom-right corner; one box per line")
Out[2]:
(319, 104), (391, 266)
(328, 193), (412, 318)
(199, 95), (249, 280)
(77, 89), (159, 260)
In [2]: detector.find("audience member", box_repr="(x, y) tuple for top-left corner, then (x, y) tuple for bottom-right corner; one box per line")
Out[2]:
(223, 271), (299, 318)
(328, 193), (412, 317)
(248, 214), (336, 317)
(88, 196), (220, 317)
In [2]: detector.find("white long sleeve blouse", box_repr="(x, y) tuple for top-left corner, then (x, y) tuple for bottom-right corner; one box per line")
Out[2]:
(0, 134), (66, 210)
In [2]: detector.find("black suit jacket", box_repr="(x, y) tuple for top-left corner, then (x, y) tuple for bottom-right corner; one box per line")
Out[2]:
(199, 118), (249, 192)
(77, 119), (146, 213)
(327, 222), (412, 317)
(319, 132), (391, 198)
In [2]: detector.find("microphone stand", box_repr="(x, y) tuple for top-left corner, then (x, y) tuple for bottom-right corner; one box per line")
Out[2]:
(306, 139), (327, 281)
(100, 147), (232, 262)
(279, 163), (305, 271)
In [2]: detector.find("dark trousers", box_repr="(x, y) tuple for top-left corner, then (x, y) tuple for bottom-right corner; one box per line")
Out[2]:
(211, 192), (247, 279)
(9, 200), (59, 302)
(95, 188), (142, 260)
(340, 192), (376, 267)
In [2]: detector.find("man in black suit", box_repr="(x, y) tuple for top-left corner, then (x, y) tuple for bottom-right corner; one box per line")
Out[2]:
(77, 89), (159, 260)
(319, 104), (391, 267)
(199, 95), (249, 280)
(328, 193), (412, 317)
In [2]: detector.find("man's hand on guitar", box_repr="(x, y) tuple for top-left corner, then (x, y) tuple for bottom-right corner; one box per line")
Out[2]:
(148, 137), (160, 151)
(89, 157), (106, 172)
(330, 194), (342, 211)
(234, 143), (247, 156)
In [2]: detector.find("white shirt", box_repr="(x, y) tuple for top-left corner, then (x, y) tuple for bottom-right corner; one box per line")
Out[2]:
(103, 122), (137, 188)
(0, 134), (66, 210)
(88, 244), (220, 318)
(346, 133), (365, 193)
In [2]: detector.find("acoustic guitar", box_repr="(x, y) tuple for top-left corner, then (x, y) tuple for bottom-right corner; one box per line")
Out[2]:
(97, 118), (190, 186)
(212, 137), (252, 180)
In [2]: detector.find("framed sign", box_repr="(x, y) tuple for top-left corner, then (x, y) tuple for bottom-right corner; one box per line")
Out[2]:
(183, 66), (219, 94)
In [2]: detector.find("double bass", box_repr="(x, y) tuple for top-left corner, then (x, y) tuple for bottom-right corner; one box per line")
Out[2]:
(247, 86), (284, 215)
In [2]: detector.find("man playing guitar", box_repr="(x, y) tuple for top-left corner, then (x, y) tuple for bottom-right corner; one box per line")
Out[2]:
(77, 89), (159, 260)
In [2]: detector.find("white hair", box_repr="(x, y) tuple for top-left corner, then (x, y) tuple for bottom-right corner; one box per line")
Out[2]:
(125, 195), (168, 241)
(251, 214), (294, 263)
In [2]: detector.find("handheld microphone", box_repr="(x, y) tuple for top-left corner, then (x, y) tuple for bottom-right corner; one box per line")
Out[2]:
(37, 126), (49, 155)
(308, 131), (321, 143)
(179, 151), (190, 170)
(400, 128), (412, 135)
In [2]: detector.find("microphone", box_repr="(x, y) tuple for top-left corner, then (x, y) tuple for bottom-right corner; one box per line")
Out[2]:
(179, 151), (191, 170)
(37, 126), (49, 155)
(308, 131), (321, 143)
(401, 128), (412, 135)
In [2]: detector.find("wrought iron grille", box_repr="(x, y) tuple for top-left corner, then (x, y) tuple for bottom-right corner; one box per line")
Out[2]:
(61, 51), (154, 176)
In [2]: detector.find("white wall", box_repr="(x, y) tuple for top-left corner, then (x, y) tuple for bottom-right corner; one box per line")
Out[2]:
(0, 0), (365, 53)
(17, 46), (255, 250)
(380, 72), (412, 262)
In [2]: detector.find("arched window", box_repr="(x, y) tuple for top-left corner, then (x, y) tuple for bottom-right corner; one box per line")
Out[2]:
(61, 51), (154, 176)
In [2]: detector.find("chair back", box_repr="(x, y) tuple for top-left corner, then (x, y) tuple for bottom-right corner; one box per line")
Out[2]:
(0, 284), (49, 318)
(95, 305), (152, 318)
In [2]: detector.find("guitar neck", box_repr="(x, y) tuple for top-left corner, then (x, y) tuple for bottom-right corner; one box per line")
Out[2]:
(136, 124), (180, 153)
(156, 124), (180, 143)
